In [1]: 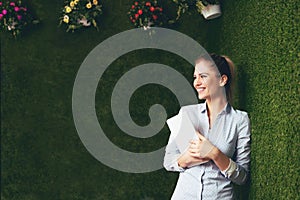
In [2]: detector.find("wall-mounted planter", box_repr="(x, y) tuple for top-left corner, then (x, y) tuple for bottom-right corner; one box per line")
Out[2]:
(201, 4), (222, 20)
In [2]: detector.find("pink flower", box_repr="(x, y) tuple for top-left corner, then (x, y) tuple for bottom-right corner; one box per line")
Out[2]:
(21, 7), (27, 11)
(10, 2), (15, 6)
(0, 2), (2, 6)
(14, 6), (20, 12)
(0, 14), (3, 19)
(2, 9), (7, 15)
(17, 15), (22, 20)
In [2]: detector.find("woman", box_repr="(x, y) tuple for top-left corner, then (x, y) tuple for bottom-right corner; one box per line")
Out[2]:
(164, 54), (251, 199)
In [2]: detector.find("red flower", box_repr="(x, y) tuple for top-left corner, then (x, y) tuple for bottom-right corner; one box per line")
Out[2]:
(152, 15), (158, 20)
(134, 13), (139, 19)
(138, 9), (143, 15)
(134, 2), (138, 6)
(159, 7), (163, 12)
(145, 2), (151, 6)
(150, 6), (155, 12)
(131, 5), (135, 9)
(131, 19), (136, 23)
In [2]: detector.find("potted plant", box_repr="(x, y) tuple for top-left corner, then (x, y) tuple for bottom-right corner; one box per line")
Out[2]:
(172, 0), (221, 20)
(197, 0), (221, 20)
(59, 0), (103, 32)
(128, 0), (166, 30)
(0, 1), (38, 37)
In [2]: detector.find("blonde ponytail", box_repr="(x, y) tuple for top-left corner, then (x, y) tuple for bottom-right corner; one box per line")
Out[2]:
(222, 55), (235, 103)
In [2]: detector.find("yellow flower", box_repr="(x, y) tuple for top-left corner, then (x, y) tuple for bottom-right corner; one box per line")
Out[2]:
(63, 15), (69, 23)
(65, 6), (72, 13)
(93, 0), (98, 5)
(74, 0), (79, 4)
(70, 1), (75, 7)
(86, 2), (92, 9)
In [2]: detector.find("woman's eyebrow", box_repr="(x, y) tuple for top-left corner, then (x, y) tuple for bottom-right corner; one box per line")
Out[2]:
(194, 72), (209, 76)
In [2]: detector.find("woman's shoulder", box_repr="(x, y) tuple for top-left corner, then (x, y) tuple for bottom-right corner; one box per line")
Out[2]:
(231, 106), (250, 123)
(232, 107), (248, 115)
(232, 107), (248, 116)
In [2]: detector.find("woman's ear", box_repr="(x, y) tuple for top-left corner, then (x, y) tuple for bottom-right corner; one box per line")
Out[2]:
(219, 74), (228, 86)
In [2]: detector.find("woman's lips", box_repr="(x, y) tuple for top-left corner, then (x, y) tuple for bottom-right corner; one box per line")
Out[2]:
(196, 87), (205, 92)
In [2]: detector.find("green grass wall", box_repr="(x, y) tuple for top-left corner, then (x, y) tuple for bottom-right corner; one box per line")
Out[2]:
(219, 1), (299, 199)
(1, 0), (299, 199)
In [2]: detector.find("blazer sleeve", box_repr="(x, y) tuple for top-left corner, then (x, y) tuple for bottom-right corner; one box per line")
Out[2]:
(163, 131), (185, 172)
(225, 113), (251, 185)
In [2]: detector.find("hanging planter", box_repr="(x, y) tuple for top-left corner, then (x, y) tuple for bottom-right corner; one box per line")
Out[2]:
(173, 0), (222, 21)
(0, 1), (39, 37)
(77, 17), (91, 26)
(128, 0), (166, 30)
(201, 4), (221, 20)
(59, 0), (103, 32)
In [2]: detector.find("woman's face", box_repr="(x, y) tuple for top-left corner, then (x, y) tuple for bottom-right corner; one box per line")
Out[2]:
(193, 59), (222, 100)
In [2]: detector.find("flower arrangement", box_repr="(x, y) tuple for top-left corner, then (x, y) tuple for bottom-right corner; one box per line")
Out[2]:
(59, 0), (103, 32)
(0, 1), (34, 37)
(172, 0), (220, 20)
(128, 0), (165, 30)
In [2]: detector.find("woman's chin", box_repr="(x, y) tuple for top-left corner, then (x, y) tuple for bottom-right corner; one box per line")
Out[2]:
(198, 94), (206, 100)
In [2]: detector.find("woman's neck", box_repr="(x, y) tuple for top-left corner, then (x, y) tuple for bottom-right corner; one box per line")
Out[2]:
(206, 97), (228, 128)
(207, 96), (228, 113)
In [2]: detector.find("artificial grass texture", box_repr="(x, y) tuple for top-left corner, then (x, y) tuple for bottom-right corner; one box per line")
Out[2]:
(218, 1), (299, 199)
(1, 0), (299, 200)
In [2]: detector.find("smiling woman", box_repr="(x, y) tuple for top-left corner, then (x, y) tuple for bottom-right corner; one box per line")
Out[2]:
(194, 54), (234, 103)
(164, 53), (251, 199)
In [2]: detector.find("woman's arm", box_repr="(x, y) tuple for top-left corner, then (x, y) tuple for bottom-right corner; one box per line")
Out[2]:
(164, 130), (209, 171)
(163, 134), (185, 172)
(189, 114), (251, 185)
(177, 148), (210, 168)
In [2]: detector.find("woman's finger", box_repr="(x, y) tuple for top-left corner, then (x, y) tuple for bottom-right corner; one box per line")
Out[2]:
(190, 151), (201, 158)
(196, 131), (206, 140)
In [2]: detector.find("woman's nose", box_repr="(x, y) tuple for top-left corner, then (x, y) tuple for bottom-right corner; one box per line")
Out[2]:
(194, 76), (202, 86)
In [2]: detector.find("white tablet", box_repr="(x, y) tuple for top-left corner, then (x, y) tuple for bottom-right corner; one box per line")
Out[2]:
(166, 111), (197, 153)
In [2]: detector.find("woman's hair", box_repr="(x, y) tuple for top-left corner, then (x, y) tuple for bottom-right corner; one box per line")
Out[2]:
(195, 53), (235, 102)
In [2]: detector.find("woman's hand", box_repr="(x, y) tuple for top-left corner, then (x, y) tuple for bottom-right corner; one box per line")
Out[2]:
(177, 131), (212, 168)
(189, 132), (231, 171)
(177, 149), (210, 168)
(189, 131), (216, 160)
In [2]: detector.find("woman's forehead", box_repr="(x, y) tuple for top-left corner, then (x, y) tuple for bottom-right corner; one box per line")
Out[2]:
(194, 59), (217, 74)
